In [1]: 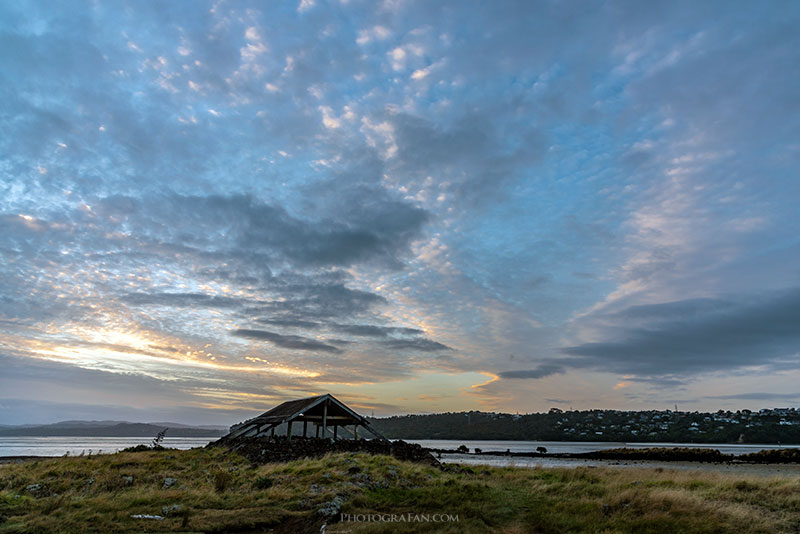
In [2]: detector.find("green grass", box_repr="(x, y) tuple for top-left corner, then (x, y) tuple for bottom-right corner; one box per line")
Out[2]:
(0, 448), (798, 533)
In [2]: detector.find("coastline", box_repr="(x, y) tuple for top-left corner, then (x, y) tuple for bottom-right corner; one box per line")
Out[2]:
(438, 453), (800, 476)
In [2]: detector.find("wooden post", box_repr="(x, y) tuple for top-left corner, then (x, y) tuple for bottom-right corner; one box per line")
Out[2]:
(315, 424), (320, 438)
(270, 427), (275, 438)
(287, 421), (292, 441)
(354, 425), (358, 440)
(303, 421), (308, 438)
(322, 401), (328, 439)
(333, 424), (338, 440)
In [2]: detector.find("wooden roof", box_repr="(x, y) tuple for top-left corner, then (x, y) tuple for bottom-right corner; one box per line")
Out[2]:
(257, 395), (328, 422)
(219, 393), (387, 442)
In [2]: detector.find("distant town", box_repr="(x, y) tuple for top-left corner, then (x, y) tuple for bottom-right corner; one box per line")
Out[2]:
(369, 407), (800, 444)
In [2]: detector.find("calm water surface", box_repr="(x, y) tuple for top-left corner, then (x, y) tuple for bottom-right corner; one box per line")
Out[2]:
(0, 436), (217, 457)
(2, 437), (797, 459)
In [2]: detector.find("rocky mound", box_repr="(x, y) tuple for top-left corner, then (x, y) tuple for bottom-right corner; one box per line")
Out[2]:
(579, 447), (733, 463)
(739, 448), (800, 463)
(211, 436), (440, 466)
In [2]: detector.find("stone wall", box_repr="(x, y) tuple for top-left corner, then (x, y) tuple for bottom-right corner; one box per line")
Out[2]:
(211, 436), (440, 466)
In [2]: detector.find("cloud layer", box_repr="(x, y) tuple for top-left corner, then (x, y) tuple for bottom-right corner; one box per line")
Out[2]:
(1, 1), (799, 422)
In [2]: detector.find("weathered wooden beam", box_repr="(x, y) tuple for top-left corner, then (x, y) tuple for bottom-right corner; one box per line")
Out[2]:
(303, 420), (308, 437)
(291, 415), (357, 422)
(287, 420), (292, 441)
(361, 421), (389, 442)
(322, 400), (328, 439)
(333, 424), (338, 440)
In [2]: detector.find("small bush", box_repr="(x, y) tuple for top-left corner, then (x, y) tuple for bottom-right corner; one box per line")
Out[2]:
(733, 480), (759, 492)
(121, 444), (152, 453)
(151, 428), (168, 448)
(41, 494), (67, 515)
(253, 475), (273, 490)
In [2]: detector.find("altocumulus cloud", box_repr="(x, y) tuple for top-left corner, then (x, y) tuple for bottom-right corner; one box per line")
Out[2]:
(231, 329), (342, 354)
(94, 193), (430, 270)
(499, 363), (565, 380)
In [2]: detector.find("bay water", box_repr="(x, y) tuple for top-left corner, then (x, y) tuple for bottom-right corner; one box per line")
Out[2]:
(2, 437), (796, 458)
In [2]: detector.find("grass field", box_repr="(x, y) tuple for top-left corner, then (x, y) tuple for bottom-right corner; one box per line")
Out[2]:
(1, 447), (799, 533)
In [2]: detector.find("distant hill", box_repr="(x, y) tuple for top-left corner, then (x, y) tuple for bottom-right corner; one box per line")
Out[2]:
(0, 421), (226, 437)
(368, 408), (800, 444)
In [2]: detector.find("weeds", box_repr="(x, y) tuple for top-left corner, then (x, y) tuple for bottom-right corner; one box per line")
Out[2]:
(213, 470), (232, 493)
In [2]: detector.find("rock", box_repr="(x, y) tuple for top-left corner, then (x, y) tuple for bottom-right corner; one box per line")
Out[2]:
(24, 484), (50, 498)
(317, 496), (344, 519)
(441, 465), (475, 476)
(161, 504), (183, 516)
(81, 477), (95, 492)
(386, 466), (398, 478)
(347, 465), (361, 474)
(162, 477), (177, 489)
(351, 473), (372, 487)
(370, 478), (389, 490)
(131, 514), (164, 520)
(122, 475), (134, 486)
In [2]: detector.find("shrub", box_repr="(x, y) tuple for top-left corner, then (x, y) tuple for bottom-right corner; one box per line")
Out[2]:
(214, 471), (232, 492)
(151, 428), (168, 449)
(253, 475), (274, 490)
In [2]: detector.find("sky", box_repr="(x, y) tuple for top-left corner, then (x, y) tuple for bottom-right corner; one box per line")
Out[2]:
(1, 0), (799, 425)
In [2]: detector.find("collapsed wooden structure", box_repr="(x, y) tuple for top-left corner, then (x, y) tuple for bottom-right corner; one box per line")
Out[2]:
(217, 393), (388, 444)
